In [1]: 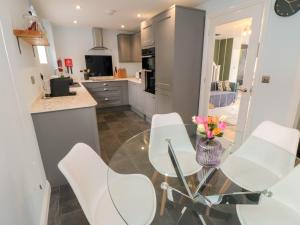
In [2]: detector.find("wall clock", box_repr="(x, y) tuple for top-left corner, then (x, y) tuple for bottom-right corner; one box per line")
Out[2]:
(275, 0), (300, 17)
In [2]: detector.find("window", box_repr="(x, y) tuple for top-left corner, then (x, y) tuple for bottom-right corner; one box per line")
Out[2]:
(37, 46), (48, 64)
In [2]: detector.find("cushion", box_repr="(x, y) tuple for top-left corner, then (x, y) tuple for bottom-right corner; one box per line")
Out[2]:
(224, 80), (232, 91)
(217, 81), (224, 91)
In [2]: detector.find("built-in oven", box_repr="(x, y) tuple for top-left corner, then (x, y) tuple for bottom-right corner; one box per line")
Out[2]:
(142, 47), (155, 94)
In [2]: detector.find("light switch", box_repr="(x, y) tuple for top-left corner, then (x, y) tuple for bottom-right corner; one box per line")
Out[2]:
(262, 75), (270, 84)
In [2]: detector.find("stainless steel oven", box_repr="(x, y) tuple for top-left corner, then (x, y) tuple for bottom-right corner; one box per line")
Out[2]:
(142, 47), (155, 94)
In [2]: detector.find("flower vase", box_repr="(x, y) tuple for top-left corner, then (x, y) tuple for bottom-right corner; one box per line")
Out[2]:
(196, 137), (223, 167)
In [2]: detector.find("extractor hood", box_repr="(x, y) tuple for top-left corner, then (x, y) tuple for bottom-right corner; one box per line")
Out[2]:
(90, 27), (108, 50)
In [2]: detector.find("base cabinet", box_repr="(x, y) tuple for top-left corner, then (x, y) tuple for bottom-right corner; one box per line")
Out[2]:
(128, 81), (155, 120)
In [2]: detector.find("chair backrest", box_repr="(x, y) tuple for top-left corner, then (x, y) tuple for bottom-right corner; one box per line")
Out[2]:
(58, 143), (108, 224)
(149, 113), (194, 156)
(151, 113), (183, 128)
(269, 164), (300, 213)
(252, 121), (300, 155)
(234, 121), (300, 177)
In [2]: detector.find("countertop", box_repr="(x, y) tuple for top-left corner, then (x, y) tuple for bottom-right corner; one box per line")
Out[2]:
(31, 77), (142, 114)
(83, 76), (142, 84)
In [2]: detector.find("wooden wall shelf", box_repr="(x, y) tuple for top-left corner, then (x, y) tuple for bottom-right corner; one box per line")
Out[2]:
(13, 29), (49, 54)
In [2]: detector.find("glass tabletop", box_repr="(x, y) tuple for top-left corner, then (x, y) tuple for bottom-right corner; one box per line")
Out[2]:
(107, 124), (300, 225)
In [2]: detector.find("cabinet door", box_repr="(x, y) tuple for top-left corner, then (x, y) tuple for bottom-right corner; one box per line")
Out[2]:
(136, 84), (145, 113)
(132, 32), (141, 62)
(155, 10), (175, 90)
(144, 93), (156, 118)
(118, 34), (132, 62)
(155, 89), (172, 114)
(141, 20), (154, 48)
(128, 82), (136, 107)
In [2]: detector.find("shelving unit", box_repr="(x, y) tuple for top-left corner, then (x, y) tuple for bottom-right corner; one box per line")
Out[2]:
(13, 29), (49, 54)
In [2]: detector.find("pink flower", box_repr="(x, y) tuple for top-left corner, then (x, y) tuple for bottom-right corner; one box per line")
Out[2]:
(195, 116), (207, 124)
(207, 130), (213, 139)
(218, 122), (226, 130)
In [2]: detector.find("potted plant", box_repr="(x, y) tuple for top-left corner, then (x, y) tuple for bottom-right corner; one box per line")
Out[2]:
(192, 115), (226, 167)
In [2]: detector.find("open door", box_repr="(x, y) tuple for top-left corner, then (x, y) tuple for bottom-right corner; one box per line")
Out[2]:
(199, 3), (264, 148)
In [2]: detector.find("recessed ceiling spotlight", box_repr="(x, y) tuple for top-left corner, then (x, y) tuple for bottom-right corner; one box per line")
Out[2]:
(76, 5), (81, 10)
(137, 14), (141, 18)
(121, 25), (125, 29)
(73, 20), (78, 24)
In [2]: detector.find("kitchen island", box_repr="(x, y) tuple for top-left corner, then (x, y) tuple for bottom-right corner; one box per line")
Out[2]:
(31, 82), (100, 187)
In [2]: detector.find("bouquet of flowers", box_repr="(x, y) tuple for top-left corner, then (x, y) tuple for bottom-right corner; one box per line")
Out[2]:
(192, 115), (226, 140)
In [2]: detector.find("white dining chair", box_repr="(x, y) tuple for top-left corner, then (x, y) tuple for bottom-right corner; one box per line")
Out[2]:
(221, 121), (300, 192)
(58, 143), (156, 225)
(149, 112), (201, 215)
(149, 112), (201, 177)
(237, 164), (300, 225)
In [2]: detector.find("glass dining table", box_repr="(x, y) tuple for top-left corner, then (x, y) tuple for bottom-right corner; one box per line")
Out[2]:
(107, 124), (300, 225)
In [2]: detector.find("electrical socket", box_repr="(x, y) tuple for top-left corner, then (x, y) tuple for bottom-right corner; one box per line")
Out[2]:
(30, 76), (35, 84)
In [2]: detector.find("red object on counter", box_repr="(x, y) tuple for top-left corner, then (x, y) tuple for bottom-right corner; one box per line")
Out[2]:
(64, 58), (73, 67)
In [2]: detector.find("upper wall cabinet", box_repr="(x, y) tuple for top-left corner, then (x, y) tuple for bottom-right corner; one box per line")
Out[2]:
(117, 32), (141, 63)
(140, 20), (154, 48)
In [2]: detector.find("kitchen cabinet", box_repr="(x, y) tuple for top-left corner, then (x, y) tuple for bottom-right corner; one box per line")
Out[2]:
(143, 6), (205, 123)
(154, 10), (175, 90)
(117, 33), (141, 62)
(128, 81), (144, 113)
(83, 81), (128, 108)
(141, 20), (154, 48)
(144, 92), (156, 118)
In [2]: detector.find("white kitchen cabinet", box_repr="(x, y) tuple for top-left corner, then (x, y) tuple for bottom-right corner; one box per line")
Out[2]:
(144, 92), (156, 119)
(128, 81), (144, 114)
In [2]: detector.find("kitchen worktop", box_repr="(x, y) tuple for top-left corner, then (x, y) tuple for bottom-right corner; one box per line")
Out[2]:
(31, 77), (142, 114)
(84, 76), (142, 84)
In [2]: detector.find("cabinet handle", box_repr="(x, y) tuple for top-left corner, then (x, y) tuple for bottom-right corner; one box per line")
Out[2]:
(104, 98), (109, 101)
(103, 83), (108, 86)
(157, 16), (171, 23)
(104, 88), (108, 91)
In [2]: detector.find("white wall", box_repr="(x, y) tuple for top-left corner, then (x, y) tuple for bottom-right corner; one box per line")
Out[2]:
(0, 0), (49, 224)
(52, 25), (142, 80)
(197, 0), (300, 131)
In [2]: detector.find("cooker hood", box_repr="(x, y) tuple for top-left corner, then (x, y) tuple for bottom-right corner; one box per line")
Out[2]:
(90, 27), (108, 50)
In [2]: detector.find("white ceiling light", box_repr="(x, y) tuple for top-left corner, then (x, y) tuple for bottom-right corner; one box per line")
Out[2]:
(76, 5), (81, 10)
(73, 20), (78, 24)
(137, 13), (141, 18)
(121, 25), (125, 29)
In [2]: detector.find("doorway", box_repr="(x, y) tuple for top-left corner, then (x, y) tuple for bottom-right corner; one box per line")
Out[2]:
(199, 2), (264, 147)
(208, 18), (252, 142)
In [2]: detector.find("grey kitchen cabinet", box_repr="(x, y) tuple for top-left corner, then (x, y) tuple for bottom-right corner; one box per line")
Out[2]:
(32, 107), (100, 187)
(128, 81), (144, 114)
(141, 20), (154, 48)
(132, 32), (141, 62)
(148, 5), (205, 123)
(144, 92), (156, 119)
(83, 81), (128, 108)
(154, 9), (175, 90)
(117, 33), (141, 62)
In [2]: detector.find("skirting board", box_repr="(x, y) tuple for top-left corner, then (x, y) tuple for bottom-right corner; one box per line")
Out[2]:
(40, 180), (51, 225)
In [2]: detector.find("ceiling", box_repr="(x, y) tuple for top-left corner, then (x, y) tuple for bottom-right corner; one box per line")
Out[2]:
(32, 0), (203, 30)
(215, 18), (252, 39)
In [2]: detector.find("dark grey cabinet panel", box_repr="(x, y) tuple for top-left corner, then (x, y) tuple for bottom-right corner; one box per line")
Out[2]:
(32, 107), (100, 187)
(83, 81), (128, 108)
(117, 33), (141, 62)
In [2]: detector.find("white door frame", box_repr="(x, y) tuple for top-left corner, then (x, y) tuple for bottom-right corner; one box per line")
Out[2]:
(198, 0), (268, 145)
